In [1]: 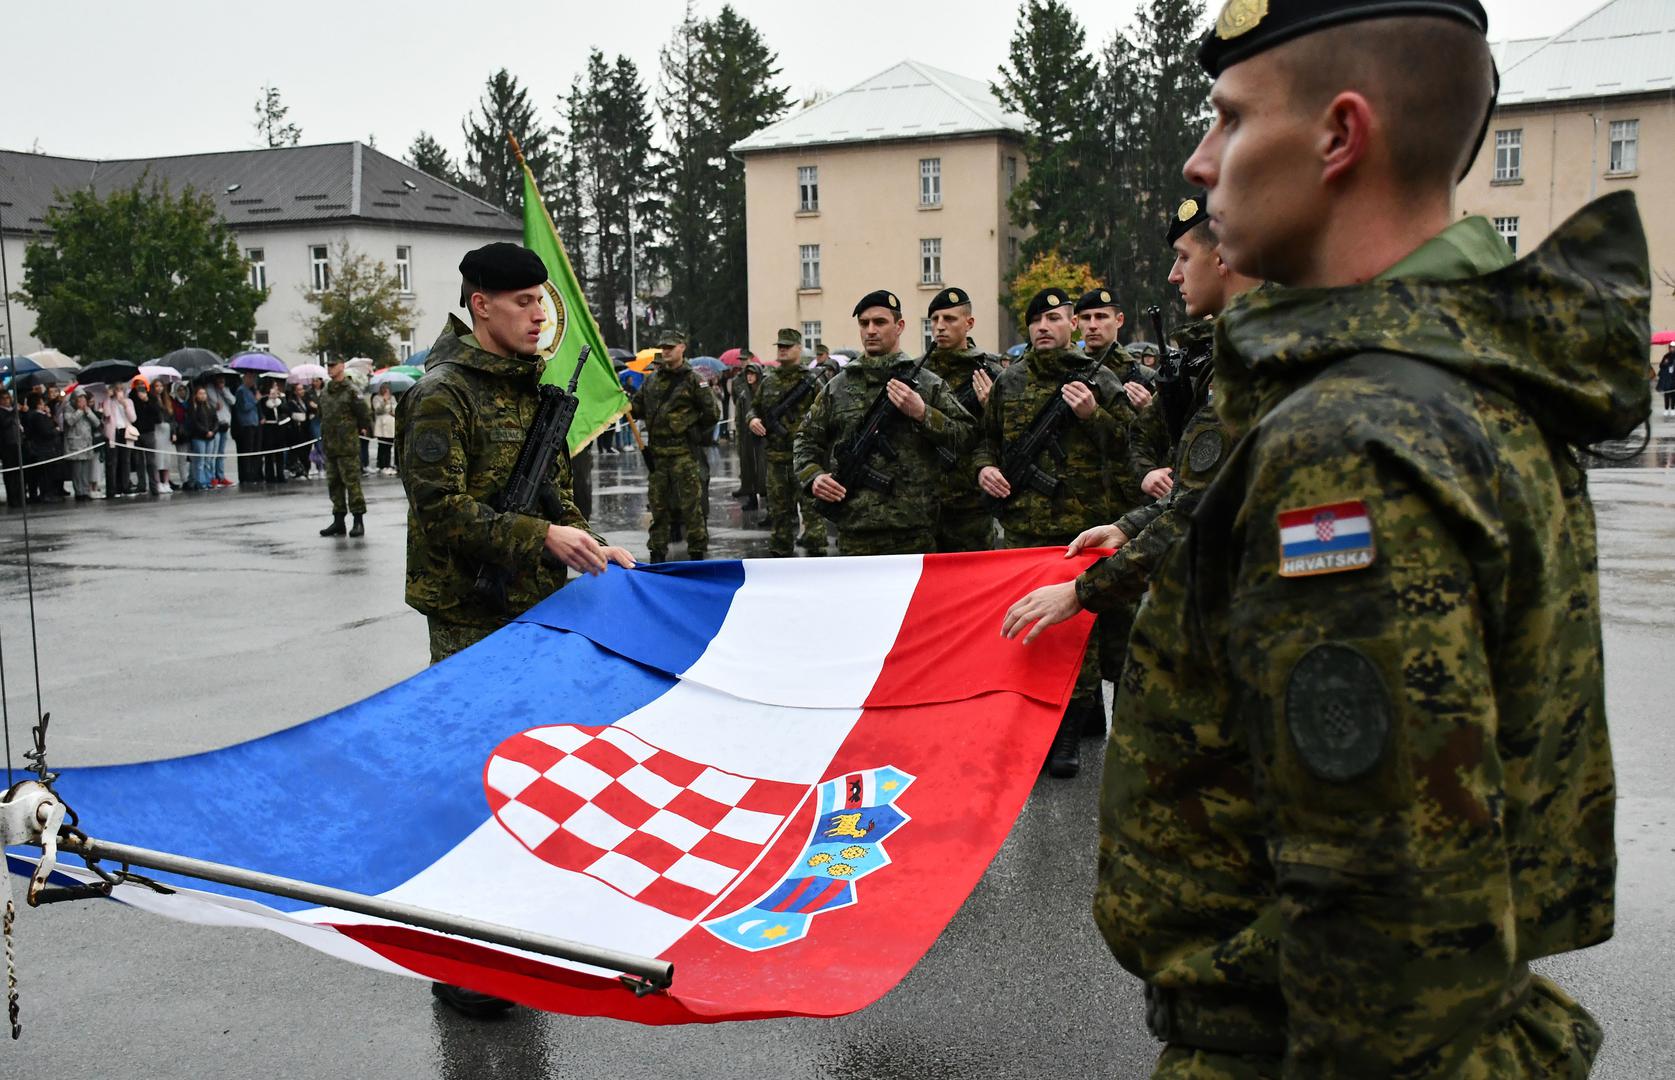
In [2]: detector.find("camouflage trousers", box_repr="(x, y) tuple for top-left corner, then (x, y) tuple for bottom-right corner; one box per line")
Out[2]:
(648, 449), (707, 559)
(325, 452), (365, 515)
(836, 528), (934, 557)
(764, 453), (800, 557)
(798, 491), (830, 554)
(935, 504), (996, 553)
(1006, 530), (1101, 710)
(427, 619), (495, 665)
(1149, 975), (1600, 1079)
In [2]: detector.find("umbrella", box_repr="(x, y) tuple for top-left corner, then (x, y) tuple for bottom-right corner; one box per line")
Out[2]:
(629, 348), (658, 373)
(1006, 343), (1028, 358)
(138, 364), (182, 381)
(387, 364), (424, 380)
(607, 347), (634, 362)
(690, 356), (726, 374)
(160, 347), (224, 375)
(26, 348), (75, 367)
(12, 369), (68, 393)
(288, 363), (329, 383)
(618, 369), (644, 392)
(2, 356), (43, 378)
(718, 347), (748, 368)
(1653, 331), (1675, 346)
(344, 357), (375, 376)
(77, 359), (141, 384)
(231, 351), (288, 374)
(369, 370), (417, 392)
(407, 347), (431, 368)
(191, 364), (242, 385)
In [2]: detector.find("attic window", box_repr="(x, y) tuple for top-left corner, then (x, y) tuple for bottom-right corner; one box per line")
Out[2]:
(424, 205), (451, 212)
(295, 193), (329, 200)
(380, 188), (410, 195)
(315, 203), (348, 210)
(228, 197), (264, 205)
(225, 183), (242, 193)
(432, 193), (459, 201)
(371, 200), (400, 208)
(402, 180), (418, 190)
(246, 207), (281, 215)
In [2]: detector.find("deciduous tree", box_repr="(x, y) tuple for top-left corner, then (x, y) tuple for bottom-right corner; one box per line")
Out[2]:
(254, 84), (302, 148)
(299, 242), (418, 365)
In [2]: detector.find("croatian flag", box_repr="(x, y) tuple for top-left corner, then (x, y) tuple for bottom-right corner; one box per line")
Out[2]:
(7, 550), (1096, 1022)
(1276, 499), (1377, 578)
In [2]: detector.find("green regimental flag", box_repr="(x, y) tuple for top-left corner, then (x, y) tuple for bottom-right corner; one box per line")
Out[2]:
(518, 156), (628, 453)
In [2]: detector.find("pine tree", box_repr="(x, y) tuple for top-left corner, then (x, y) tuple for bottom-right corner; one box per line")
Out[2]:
(653, 2), (714, 353)
(254, 84), (302, 148)
(406, 131), (460, 185)
(461, 69), (556, 212)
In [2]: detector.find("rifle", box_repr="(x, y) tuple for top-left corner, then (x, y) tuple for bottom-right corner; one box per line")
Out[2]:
(934, 356), (998, 469)
(983, 352), (1106, 513)
(761, 374), (819, 437)
(816, 353), (931, 521)
(472, 346), (590, 613)
(1148, 306), (1194, 448)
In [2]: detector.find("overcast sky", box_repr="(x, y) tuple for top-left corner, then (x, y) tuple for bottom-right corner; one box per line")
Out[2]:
(4, 0), (1604, 161)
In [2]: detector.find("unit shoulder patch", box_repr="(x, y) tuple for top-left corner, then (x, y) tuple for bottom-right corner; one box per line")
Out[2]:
(1187, 428), (1224, 474)
(1276, 499), (1375, 578)
(1284, 643), (1392, 782)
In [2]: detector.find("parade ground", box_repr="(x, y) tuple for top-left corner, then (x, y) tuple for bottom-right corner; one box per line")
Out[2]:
(2, 439), (1674, 1078)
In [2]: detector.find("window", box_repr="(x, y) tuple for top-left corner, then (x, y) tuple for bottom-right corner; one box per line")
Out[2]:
(395, 245), (412, 293)
(801, 321), (822, 352)
(920, 238), (942, 285)
(799, 244), (821, 290)
(921, 319), (935, 354)
(1493, 215), (1519, 256)
(919, 157), (941, 206)
(797, 165), (819, 212)
(246, 248), (266, 290)
(1493, 129), (1522, 181)
(1008, 236), (1019, 268)
(1609, 119), (1638, 173)
(309, 245), (330, 291)
(251, 329), (270, 351)
(1004, 156), (1018, 192)
(399, 329), (415, 361)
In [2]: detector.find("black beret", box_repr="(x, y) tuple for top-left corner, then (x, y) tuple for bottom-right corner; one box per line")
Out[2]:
(458, 242), (548, 301)
(1073, 287), (1120, 315)
(852, 289), (902, 318)
(1199, 0), (1487, 77)
(926, 287), (972, 317)
(1166, 192), (1211, 246)
(1024, 288), (1073, 325)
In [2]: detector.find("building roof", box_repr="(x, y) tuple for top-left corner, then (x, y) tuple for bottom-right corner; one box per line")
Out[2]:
(731, 60), (1026, 155)
(0, 141), (519, 236)
(1494, 0), (1675, 108)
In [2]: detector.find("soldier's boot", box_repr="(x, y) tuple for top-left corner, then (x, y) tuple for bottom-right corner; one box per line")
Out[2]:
(687, 549), (706, 562)
(431, 981), (516, 1018)
(319, 514), (347, 537)
(1081, 698), (1108, 739)
(349, 514), (365, 538)
(742, 495), (758, 511)
(648, 550), (667, 564)
(1045, 710), (1081, 779)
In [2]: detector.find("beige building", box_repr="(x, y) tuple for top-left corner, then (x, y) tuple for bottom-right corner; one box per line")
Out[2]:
(1459, 0), (1675, 338)
(733, 61), (1029, 357)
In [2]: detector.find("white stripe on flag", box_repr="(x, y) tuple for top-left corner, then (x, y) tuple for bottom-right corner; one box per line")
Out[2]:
(1280, 515), (1371, 546)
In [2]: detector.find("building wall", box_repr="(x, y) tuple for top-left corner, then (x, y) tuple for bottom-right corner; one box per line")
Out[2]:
(743, 134), (1027, 359)
(1458, 91), (1675, 348)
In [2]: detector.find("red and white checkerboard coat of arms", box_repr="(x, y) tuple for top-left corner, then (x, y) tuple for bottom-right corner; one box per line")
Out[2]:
(482, 725), (809, 920)
(1313, 511), (1336, 543)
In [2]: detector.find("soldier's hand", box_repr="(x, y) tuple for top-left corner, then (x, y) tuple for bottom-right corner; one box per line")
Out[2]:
(1001, 582), (1082, 645)
(545, 525), (610, 576)
(1062, 381), (1098, 419)
(1142, 468), (1174, 499)
(1066, 523), (1129, 556)
(971, 368), (994, 406)
(748, 417), (767, 437)
(886, 379), (927, 421)
(600, 545), (636, 569)
(1124, 381), (1153, 410)
(978, 466), (1011, 499)
(812, 473), (847, 502)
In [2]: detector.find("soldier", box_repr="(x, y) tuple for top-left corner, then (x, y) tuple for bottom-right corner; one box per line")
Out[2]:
(798, 345), (841, 554)
(1008, 0), (1644, 1073)
(1074, 288), (1154, 406)
(922, 286), (1002, 553)
(400, 241), (633, 1016)
(633, 329), (718, 562)
(733, 358), (766, 511)
(317, 357), (372, 537)
(748, 328), (821, 557)
(795, 289), (973, 555)
(974, 287), (1144, 777)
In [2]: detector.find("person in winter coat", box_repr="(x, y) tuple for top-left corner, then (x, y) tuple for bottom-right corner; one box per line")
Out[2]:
(61, 390), (99, 500)
(1656, 346), (1675, 417)
(101, 383), (137, 499)
(371, 383), (399, 473)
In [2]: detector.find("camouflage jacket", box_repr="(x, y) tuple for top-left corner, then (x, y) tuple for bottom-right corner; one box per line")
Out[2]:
(1098, 195), (1648, 1073)
(399, 315), (599, 630)
(319, 378), (371, 457)
(632, 363), (718, 455)
(925, 344), (1003, 510)
(748, 361), (821, 457)
(793, 350), (974, 537)
(970, 346), (1138, 541)
(1127, 320), (1213, 489)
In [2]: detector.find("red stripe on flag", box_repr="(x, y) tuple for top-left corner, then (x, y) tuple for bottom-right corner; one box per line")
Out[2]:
(771, 876), (816, 913)
(801, 878), (849, 914)
(1277, 500), (1366, 528)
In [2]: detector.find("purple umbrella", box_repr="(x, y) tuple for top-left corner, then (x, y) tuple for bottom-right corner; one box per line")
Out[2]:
(230, 351), (288, 375)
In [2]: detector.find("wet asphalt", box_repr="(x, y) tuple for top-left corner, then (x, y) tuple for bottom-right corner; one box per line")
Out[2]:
(0, 425), (1672, 1079)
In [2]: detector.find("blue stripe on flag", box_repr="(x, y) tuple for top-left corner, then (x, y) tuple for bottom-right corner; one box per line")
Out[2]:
(1282, 535), (1371, 557)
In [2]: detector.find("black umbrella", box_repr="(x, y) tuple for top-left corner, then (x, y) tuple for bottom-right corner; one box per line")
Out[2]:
(77, 359), (141, 384)
(161, 347), (224, 376)
(13, 368), (68, 392)
(607, 347), (634, 361)
(192, 364), (241, 384)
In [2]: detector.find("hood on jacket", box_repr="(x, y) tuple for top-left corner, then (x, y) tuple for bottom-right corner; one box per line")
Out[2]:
(1214, 192), (1651, 447)
(427, 315), (544, 381)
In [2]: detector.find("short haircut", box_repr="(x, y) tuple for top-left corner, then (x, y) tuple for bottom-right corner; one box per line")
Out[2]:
(1183, 220), (1217, 251)
(1276, 16), (1494, 193)
(940, 303), (974, 318)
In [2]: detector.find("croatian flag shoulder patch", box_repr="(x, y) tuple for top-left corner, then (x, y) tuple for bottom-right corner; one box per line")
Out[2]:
(1277, 500), (1376, 578)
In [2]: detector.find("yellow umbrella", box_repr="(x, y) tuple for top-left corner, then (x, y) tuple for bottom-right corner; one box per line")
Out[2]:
(629, 348), (659, 373)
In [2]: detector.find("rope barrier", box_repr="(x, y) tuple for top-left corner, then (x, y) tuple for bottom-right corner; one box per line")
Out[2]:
(0, 434), (394, 473)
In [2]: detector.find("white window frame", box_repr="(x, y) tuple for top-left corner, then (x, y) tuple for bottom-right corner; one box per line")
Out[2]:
(797, 165), (819, 212)
(252, 329), (270, 352)
(395, 245), (412, 293)
(919, 157), (941, 206)
(1004, 156), (1018, 192)
(801, 321), (822, 352)
(309, 245), (330, 292)
(1008, 236), (1019, 268)
(921, 318), (935, 354)
(799, 244), (821, 290)
(1493, 215), (1519, 256)
(920, 238), (942, 285)
(1493, 129), (1522, 181)
(1608, 119), (1638, 173)
(399, 328), (415, 361)
(246, 247), (266, 290)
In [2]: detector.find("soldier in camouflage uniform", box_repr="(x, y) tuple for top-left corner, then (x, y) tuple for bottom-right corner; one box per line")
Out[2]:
(748, 328), (822, 557)
(922, 286), (1001, 553)
(733, 359), (766, 511)
(1007, 2), (1641, 1073)
(795, 290), (973, 556)
(798, 347), (841, 553)
(975, 287), (1147, 777)
(633, 329), (718, 562)
(317, 356), (372, 538)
